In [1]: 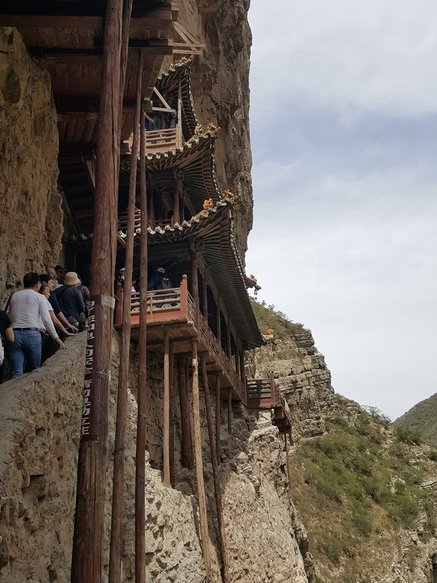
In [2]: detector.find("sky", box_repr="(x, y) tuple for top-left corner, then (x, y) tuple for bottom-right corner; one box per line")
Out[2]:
(246, 0), (437, 420)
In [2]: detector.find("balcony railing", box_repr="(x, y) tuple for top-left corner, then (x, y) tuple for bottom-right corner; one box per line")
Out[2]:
(115, 275), (243, 397)
(197, 310), (244, 400)
(115, 275), (194, 326)
(145, 127), (182, 153)
(247, 378), (279, 410)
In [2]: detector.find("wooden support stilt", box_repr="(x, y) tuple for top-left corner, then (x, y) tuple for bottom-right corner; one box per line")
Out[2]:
(169, 349), (175, 488)
(191, 341), (212, 576)
(71, 1), (129, 581)
(227, 389), (232, 434)
(135, 104), (148, 583)
(284, 432), (293, 494)
(201, 359), (229, 582)
(202, 279), (208, 320)
(163, 330), (171, 487)
(215, 375), (221, 464)
(108, 49), (143, 583)
(178, 357), (193, 469)
(240, 351), (246, 401)
(191, 251), (199, 328)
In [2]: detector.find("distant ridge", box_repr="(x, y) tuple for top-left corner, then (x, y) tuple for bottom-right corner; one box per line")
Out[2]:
(394, 392), (437, 447)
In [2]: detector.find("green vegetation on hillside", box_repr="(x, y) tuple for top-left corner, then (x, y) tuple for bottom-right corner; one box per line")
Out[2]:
(251, 299), (303, 339)
(291, 396), (436, 580)
(394, 392), (437, 448)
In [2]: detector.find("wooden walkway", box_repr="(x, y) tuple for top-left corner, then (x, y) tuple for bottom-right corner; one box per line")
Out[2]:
(246, 377), (290, 434)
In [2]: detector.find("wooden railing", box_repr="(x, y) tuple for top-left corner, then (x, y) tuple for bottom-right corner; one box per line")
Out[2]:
(247, 377), (279, 409)
(115, 274), (243, 398)
(118, 208), (141, 232)
(115, 275), (192, 326)
(145, 127), (181, 153)
(197, 311), (243, 399)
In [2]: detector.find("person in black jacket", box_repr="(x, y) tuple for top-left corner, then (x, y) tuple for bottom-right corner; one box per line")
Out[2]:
(53, 272), (86, 330)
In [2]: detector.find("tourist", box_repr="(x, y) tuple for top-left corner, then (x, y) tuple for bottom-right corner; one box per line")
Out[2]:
(53, 271), (86, 330)
(40, 274), (79, 333)
(54, 265), (65, 287)
(8, 273), (65, 378)
(0, 310), (14, 383)
(39, 284), (74, 362)
(148, 266), (172, 290)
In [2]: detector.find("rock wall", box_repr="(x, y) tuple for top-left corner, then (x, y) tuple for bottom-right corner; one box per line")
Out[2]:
(176, 0), (254, 258)
(0, 334), (86, 583)
(253, 328), (335, 441)
(0, 27), (62, 300)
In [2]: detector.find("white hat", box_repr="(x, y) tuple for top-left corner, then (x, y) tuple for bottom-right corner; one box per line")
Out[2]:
(157, 267), (165, 274)
(64, 272), (81, 286)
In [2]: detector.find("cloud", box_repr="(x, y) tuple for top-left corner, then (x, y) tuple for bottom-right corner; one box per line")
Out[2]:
(249, 0), (437, 117)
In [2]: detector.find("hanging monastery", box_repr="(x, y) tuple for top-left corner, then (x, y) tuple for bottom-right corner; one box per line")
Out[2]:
(0, 2), (307, 583)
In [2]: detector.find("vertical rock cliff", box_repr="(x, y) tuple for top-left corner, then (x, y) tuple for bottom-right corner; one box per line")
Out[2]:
(0, 28), (62, 299)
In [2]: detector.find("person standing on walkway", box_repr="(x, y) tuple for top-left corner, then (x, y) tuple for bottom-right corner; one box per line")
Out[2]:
(53, 272), (86, 330)
(8, 273), (65, 378)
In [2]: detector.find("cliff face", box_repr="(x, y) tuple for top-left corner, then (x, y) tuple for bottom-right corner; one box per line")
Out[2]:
(253, 327), (335, 441)
(0, 27), (62, 299)
(176, 0), (254, 258)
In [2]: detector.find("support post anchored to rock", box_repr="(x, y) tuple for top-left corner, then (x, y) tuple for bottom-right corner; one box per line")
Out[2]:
(71, 1), (131, 581)
(178, 356), (194, 469)
(135, 101), (148, 583)
(191, 340), (212, 577)
(163, 329), (171, 487)
(108, 46), (142, 583)
(284, 432), (293, 494)
(201, 358), (230, 583)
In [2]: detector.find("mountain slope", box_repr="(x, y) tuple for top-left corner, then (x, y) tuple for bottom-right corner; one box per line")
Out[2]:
(395, 393), (437, 448)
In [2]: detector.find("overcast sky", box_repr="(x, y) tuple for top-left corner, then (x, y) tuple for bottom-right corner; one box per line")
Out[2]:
(246, 0), (437, 420)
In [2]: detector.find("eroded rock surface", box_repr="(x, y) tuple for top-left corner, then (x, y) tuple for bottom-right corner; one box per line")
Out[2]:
(0, 27), (62, 299)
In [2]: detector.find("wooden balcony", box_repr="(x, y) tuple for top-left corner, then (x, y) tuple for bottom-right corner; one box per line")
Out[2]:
(115, 276), (245, 401)
(145, 127), (182, 153)
(247, 377), (290, 433)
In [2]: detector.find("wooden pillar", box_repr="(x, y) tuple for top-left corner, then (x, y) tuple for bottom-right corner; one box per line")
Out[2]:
(227, 389), (232, 434)
(177, 80), (183, 147)
(202, 279), (208, 320)
(226, 324), (232, 359)
(240, 351), (246, 402)
(284, 432), (293, 494)
(201, 359), (230, 582)
(135, 106), (148, 583)
(169, 349), (175, 488)
(191, 341), (211, 576)
(109, 49), (142, 583)
(173, 171), (181, 225)
(71, 1), (129, 581)
(163, 330), (171, 487)
(215, 375), (221, 464)
(216, 306), (222, 346)
(191, 251), (199, 328)
(235, 344), (240, 378)
(177, 357), (193, 469)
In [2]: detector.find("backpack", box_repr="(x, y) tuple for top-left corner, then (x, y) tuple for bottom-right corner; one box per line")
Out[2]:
(160, 277), (172, 290)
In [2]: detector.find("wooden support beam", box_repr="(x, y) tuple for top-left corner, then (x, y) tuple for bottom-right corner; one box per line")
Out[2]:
(240, 351), (246, 402)
(177, 357), (193, 469)
(201, 359), (229, 582)
(135, 104), (148, 583)
(163, 329), (171, 487)
(202, 278), (208, 320)
(227, 389), (232, 434)
(71, 0), (127, 581)
(191, 341), (212, 576)
(226, 324), (232, 359)
(169, 350), (175, 488)
(284, 433), (293, 495)
(215, 376), (221, 464)
(191, 251), (199, 328)
(108, 44), (140, 583)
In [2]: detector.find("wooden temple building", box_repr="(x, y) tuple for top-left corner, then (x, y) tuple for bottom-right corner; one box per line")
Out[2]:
(0, 3), (292, 582)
